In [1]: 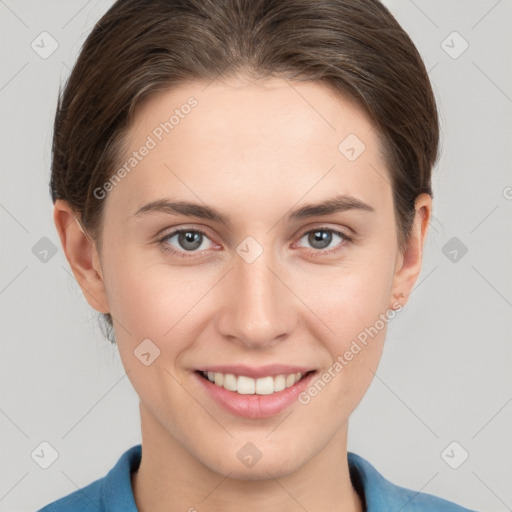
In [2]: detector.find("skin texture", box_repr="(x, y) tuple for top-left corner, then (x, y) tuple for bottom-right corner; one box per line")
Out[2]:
(54, 77), (431, 512)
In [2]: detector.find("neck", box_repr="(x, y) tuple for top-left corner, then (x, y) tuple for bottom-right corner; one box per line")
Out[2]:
(132, 405), (363, 512)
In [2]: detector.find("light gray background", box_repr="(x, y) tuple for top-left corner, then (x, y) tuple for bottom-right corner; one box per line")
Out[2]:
(1, 1), (511, 511)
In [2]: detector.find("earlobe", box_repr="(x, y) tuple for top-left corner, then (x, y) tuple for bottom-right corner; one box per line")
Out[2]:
(53, 199), (110, 314)
(389, 193), (432, 310)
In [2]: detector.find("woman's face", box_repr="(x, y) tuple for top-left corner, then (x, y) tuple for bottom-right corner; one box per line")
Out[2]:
(77, 77), (427, 478)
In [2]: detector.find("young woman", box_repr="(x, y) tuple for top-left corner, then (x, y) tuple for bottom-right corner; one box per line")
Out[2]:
(39, 0), (479, 510)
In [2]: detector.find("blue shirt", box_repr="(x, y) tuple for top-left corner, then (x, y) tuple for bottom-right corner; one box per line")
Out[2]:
(37, 444), (478, 511)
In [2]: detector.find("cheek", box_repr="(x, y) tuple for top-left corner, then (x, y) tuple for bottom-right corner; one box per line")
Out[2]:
(102, 249), (221, 355)
(103, 246), (178, 326)
(298, 245), (396, 405)
(303, 248), (395, 344)
(297, 294), (391, 428)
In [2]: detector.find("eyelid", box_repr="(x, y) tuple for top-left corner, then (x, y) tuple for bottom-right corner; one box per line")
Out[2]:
(296, 224), (352, 240)
(155, 223), (216, 240)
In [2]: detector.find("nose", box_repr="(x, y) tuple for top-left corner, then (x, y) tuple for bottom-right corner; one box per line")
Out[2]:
(216, 242), (298, 349)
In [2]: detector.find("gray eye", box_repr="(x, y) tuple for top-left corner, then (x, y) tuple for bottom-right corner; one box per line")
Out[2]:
(163, 230), (212, 253)
(177, 231), (203, 251)
(299, 229), (344, 251)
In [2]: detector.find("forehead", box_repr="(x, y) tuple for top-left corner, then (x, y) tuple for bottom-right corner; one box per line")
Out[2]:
(107, 77), (391, 217)
(129, 77), (380, 151)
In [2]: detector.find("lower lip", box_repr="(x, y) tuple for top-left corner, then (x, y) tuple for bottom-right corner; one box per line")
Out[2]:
(194, 370), (317, 419)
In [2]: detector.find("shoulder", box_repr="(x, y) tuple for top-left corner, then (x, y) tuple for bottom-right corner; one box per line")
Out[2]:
(347, 452), (479, 512)
(36, 478), (103, 512)
(36, 445), (142, 512)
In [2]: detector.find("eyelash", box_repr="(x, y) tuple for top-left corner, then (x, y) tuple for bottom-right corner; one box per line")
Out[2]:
(157, 226), (353, 259)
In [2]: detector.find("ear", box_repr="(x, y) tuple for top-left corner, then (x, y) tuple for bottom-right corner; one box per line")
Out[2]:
(390, 193), (432, 309)
(53, 199), (110, 314)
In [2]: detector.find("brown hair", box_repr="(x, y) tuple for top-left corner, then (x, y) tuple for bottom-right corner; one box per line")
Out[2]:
(50, 0), (439, 343)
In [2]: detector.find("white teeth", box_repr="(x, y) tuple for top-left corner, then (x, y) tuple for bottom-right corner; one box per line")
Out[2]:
(214, 373), (224, 387)
(202, 371), (306, 395)
(237, 375), (255, 394)
(274, 375), (286, 392)
(255, 376), (274, 395)
(223, 373), (237, 391)
(285, 374), (296, 387)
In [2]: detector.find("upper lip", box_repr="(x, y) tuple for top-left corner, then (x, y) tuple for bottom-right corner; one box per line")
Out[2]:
(196, 364), (315, 379)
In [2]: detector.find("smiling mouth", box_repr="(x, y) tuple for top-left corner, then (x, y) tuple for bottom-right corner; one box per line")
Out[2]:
(196, 370), (316, 395)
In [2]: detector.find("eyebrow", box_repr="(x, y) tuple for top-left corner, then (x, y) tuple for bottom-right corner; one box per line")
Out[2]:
(131, 194), (375, 228)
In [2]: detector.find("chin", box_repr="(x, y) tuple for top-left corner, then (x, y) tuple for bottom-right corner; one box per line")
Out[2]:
(203, 445), (306, 481)
(218, 461), (298, 481)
